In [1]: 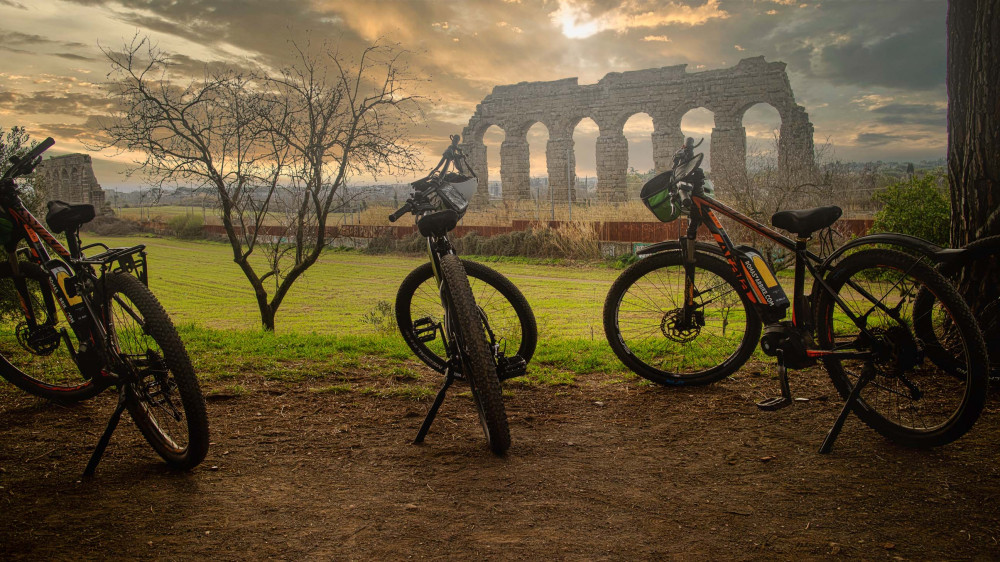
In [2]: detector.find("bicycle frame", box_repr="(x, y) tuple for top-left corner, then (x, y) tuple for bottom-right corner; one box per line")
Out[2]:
(683, 193), (882, 363)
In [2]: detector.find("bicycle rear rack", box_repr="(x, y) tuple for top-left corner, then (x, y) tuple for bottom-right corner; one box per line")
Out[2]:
(79, 243), (148, 286)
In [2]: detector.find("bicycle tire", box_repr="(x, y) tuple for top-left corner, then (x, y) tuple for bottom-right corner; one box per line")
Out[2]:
(0, 261), (103, 402)
(396, 260), (537, 374)
(104, 272), (209, 469)
(603, 250), (762, 386)
(915, 235), (1000, 378)
(438, 255), (510, 454)
(813, 249), (988, 448)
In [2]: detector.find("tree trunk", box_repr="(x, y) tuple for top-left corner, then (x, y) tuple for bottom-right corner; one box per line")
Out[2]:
(947, 0), (1000, 246)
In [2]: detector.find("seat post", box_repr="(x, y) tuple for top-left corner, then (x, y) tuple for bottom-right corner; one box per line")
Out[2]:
(792, 236), (809, 327)
(65, 227), (82, 259)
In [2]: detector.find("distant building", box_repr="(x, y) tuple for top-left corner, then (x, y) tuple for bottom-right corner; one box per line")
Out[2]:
(36, 153), (111, 214)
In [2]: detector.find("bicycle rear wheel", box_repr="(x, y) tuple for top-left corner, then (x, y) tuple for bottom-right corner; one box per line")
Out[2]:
(104, 272), (209, 469)
(0, 261), (102, 402)
(813, 249), (988, 447)
(603, 250), (761, 386)
(438, 255), (510, 455)
(396, 259), (536, 374)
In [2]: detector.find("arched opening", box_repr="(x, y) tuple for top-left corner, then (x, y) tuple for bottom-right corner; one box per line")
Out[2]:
(680, 107), (715, 172)
(526, 121), (550, 205)
(741, 102), (782, 173)
(571, 117), (599, 201)
(482, 124), (505, 199)
(623, 112), (654, 199)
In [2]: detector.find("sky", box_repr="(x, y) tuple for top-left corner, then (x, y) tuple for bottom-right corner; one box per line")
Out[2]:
(0, 0), (947, 190)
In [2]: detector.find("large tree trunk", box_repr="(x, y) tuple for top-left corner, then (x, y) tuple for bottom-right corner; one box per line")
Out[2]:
(947, 0), (1000, 246)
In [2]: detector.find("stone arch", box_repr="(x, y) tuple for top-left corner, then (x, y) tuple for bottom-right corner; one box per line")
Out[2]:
(462, 57), (815, 201)
(741, 102), (782, 172)
(679, 107), (716, 172)
(571, 117), (599, 200)
(525, 121), (550, 202)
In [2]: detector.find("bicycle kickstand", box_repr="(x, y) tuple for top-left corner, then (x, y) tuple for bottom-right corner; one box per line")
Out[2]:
(413, 368), (455, 445)
(83, 385), (128, 478)
(756, 360), (793, 411)
(819, 366), (875, 454)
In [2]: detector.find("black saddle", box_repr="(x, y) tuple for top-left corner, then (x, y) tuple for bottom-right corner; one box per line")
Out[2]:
(416, 209), (459, 237)
(771, 206), (842, 237)
(46, 200), (95, 234)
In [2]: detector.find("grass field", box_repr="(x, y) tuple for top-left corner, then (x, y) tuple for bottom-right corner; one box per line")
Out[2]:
(79, 235), (631, 383)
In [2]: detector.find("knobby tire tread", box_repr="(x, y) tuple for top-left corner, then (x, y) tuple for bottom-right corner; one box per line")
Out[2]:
(107, 272), (209, 469)
(438, 255), (510, 455)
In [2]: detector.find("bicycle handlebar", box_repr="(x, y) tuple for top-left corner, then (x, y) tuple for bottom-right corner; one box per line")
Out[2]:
(388, 201), (413, 223)
(677, 182), (693, 211)
(2, 137), (55, 182)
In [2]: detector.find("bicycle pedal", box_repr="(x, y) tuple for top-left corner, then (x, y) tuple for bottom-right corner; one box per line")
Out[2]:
(497, 354), (527, 381)
(413, 317), (439, 343)
(756, 396), (793, 411)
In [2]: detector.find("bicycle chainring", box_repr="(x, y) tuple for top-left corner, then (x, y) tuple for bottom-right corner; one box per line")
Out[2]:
(15, 321), (60, 356)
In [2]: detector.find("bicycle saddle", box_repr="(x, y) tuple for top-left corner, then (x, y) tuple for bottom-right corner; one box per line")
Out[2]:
(771, 206), (842, 237)
(416, 209), (459, 237)
(46, 200), (95, 234)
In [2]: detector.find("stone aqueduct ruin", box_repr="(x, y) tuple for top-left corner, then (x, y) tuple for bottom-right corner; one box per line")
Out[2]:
(460, 56), (815, 202)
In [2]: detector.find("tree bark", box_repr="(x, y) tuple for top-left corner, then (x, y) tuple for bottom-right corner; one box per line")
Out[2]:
(948, 0), (1000, 246)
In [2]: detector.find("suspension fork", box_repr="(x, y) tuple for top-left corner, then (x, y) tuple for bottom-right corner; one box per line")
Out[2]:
(681, 217), (702, 325)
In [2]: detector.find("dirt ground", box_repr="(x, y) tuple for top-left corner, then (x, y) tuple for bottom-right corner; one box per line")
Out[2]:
(2, 362), (1000, 560)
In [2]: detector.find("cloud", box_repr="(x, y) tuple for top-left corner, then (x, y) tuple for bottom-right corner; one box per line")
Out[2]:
(855, 132), (901, 146)
(0, 90), (115, 117)
(549, 0), (729, 39)
(870, 103), (946, 127)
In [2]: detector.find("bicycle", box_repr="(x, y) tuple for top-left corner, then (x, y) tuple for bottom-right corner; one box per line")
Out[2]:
(822, 232), (1000, 380)
(0, 138), (208, 475)
(390, 135), (537, 455)
(603, 137), (989, 452)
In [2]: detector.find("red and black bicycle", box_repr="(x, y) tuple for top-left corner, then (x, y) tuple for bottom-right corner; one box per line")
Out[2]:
(0, 138), (208, 475)
(603, 138), (988, 452)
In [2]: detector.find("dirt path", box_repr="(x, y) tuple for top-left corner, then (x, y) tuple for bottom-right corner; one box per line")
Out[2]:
(2, 365), (1000, 560)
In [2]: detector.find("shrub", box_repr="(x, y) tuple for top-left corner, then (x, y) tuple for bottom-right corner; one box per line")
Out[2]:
(166, 213), (205, 239)
(871, 171), (950, 246)
(82, 215), (143, 236)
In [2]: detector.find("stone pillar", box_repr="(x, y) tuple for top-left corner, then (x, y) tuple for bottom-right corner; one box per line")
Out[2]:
(596, 131), (628, 202)
(652, 117), (684, 173)
(546, 137), (576, 202)
(462, 140), (490, 204)
(710, 125), (747, 186)
(778, 106), (816, 184)
(500, 136), (531, 201)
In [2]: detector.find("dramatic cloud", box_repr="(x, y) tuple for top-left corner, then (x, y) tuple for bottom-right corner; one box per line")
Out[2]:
(0, 0), (950, 186)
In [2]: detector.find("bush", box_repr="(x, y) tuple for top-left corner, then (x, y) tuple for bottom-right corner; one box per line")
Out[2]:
(82, 215), (143, 236)
(166, 213), (205, 239)
(871, 171), (950, 246)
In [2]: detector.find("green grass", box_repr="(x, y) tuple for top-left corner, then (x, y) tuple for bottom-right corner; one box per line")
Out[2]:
(0, 235), (692, 389)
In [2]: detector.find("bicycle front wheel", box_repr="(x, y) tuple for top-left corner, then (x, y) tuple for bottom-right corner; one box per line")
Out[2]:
(396, 259), (537, 374)
(814, 249), (988, 448)
(603, 250), (761, 386)
(104, 272), (209, 469)
(438, 255), (510, 455)
(0, 261), (102, 402)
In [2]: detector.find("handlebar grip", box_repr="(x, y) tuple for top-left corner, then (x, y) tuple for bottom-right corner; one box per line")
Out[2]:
(388, 202), (412, 223)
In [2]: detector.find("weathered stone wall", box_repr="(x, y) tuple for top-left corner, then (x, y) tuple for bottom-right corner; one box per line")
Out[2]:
(461, 56), (815, 202)
(36, 154), (109, 214)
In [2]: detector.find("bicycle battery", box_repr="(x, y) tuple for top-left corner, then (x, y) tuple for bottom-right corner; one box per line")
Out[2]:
(734, 247), (789, 310)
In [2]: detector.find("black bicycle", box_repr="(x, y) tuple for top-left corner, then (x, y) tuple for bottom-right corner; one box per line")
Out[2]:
(390, 136), (536, 454)
(820, 231), (999, 380)
(0, 138), (208, 475)
(604, 138), (988, 452)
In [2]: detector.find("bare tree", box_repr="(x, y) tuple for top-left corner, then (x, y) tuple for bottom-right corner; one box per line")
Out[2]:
(100, 35), (421, 330)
